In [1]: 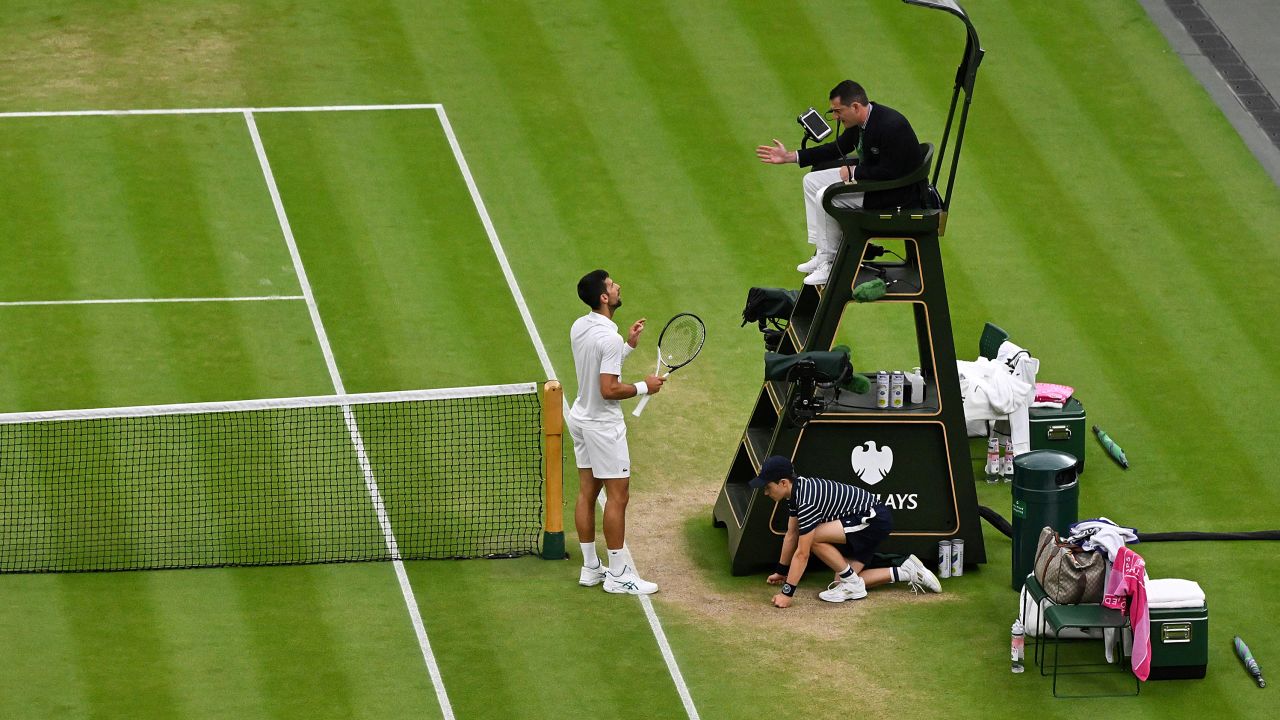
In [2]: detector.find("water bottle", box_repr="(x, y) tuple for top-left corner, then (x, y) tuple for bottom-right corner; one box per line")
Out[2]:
(985, 436), (1000, 484)
(1001, 438), (1015, 482)
(1011, 620), (1025, 673)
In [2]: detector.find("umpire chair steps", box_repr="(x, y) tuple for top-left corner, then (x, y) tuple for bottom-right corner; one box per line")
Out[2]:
(714, 182), (986, 575)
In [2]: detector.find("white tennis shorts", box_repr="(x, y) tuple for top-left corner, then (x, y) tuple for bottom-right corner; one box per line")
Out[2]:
(569, 420), (631, 479)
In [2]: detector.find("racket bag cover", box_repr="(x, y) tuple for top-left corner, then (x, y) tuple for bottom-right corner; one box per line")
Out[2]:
(741, 287), (799, 327)
(764, 347), (870, 394)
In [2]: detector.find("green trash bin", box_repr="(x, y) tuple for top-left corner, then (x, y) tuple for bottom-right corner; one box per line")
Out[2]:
(1011, 450), (1080, 591)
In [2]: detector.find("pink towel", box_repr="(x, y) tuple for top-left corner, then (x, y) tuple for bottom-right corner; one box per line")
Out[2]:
(1034, 382), (1074, 405)
(1103, 547), (1150, 681)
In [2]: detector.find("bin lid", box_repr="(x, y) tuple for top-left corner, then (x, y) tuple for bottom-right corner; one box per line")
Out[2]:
(1012, 450), (1079, 490)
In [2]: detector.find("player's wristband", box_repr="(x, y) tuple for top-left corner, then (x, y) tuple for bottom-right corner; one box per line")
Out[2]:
(634, 381), (649, 396)
(775, 563), (790, 576)
(781, 583), (796, 597)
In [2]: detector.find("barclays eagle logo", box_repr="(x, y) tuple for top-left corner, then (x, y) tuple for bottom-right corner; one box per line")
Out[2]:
(850, 441), (893, 485)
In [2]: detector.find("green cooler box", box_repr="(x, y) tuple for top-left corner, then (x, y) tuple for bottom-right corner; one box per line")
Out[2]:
(1029, 397), (1086, 472)
(1146, 579), (1209, 680)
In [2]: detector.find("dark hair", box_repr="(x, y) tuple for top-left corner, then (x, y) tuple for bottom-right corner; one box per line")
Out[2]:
(829, 80), (869, 107)
(577, 269), (610, 308)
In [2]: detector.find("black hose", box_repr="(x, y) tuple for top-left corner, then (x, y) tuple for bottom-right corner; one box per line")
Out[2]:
(978, 505), (1012, 537)
(977, 505), (1280, 542)
(1137, 530), (1280, 542)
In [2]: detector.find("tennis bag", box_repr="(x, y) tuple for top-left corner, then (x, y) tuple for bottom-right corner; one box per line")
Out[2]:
(1033, 527), (1106, 604)
(741, 287), (799, 328)
(764, 346), (870, 394)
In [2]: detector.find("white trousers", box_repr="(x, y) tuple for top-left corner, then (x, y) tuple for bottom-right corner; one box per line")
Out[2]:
(803, 167), (864, 258)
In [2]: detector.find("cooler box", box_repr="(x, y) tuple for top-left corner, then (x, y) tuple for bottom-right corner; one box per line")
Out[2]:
(1029, 397), (1086, 472)
(1147, 578), (1209, 680)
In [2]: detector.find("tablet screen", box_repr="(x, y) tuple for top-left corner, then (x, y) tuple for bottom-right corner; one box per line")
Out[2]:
(798, 108), (832, 142)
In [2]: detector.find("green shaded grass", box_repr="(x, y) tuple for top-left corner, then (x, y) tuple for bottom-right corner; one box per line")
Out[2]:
(251, 109), (546, 392)
(1, 0), (1280, 718)
(0, 300), (333, 412)
(0, 565), (444, 719)
(0, 115), (300, 301)
(405, 557), (689, 720)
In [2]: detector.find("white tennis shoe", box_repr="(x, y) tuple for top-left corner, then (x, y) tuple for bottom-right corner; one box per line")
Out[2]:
(797, 254), (823, 273)
(803, 260), (833, 286)
(900, 554), (942, 594)
(818, 576), (868, 602)
(579, 563), (607, 587)
(603, 565), (658, 595)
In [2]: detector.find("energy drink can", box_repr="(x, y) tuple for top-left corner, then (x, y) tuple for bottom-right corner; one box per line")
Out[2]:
(890, 370), (905, 409)
(985, 437), (1001, 484)
(937, 540), (952, 579)
(951, 538), (965, 577)
(876, 370), (890, 409)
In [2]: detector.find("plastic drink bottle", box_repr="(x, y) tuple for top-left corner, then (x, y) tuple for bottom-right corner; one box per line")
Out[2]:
(985, 436), (1000, 484)
(1011, 620), (1025, 673)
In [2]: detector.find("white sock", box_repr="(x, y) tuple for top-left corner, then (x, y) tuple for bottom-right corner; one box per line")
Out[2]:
(890, 566), (904, 583)
(608, 548), (627, 575)
(838, 565), (856, 582)
(580, 542), (600, 569)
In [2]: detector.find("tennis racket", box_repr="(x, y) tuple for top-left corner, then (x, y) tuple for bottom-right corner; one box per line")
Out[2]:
(633, 312), (706, 417)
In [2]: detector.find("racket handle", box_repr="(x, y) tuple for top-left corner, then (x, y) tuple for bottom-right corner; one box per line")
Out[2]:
(632, 371), (670, 417)
(632, 393), (654, 417)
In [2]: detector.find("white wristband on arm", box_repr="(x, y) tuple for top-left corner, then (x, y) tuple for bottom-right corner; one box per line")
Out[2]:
(634, 381), (649, 397)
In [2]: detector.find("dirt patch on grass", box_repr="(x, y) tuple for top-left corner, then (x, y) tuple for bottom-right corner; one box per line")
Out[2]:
(619, 375), (951, 710)
(4, 5), (249, 108)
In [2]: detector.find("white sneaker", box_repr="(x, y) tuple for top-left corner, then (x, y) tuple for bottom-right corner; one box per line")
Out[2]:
(797, 254), (823, 273)
(803, 260), (833, 286)
(818, 576), (868, 602)
(603, 565), (658, 595)
(900, 554), (942, 594)
(579, 563), (607, 587)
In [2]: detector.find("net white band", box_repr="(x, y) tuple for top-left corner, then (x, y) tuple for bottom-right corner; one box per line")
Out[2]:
(0, 382), (539, 425)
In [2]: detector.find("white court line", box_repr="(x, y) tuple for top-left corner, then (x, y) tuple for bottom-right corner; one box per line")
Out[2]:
(0, 103), (441, 119)
(243, 110), (455, 720)
(6, 100), (692, 719)
(436, 106), (701, 720)
(0, 295), (303, 307)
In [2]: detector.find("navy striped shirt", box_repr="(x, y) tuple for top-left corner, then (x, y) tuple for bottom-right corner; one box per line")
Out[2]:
(788, 476), (878, 535)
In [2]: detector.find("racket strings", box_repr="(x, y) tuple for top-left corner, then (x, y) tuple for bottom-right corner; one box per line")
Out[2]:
(658, 316), (705, 367)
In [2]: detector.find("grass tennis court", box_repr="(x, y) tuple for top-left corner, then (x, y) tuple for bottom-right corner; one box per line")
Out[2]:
(2, 1), (1279, 718)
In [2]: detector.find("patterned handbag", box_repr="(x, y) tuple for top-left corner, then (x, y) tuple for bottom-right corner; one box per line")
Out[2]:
(1033, 527), (1106, 604)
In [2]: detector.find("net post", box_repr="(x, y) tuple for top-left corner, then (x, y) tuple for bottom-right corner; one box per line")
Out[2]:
(541, 380), (567, 559)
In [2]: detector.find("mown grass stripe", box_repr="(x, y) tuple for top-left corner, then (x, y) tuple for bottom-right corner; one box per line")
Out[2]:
(245, 109), (456, 720)
(57, 574), (185, 718)
(1002, 1), (1280, 389)
(969, 80), (1280, 516)
(594, 0), (795, 285)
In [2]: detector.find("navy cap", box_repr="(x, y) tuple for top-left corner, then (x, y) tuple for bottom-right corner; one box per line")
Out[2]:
(749, 455), (794, 488)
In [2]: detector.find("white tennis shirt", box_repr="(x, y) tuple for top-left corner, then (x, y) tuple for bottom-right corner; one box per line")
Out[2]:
(569, 311), (634, 427)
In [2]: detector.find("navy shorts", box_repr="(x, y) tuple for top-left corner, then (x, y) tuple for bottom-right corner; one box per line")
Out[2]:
(840, 504), (893, 565)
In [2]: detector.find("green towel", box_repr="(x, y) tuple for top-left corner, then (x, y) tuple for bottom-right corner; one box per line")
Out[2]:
(853, 279), (887, 303)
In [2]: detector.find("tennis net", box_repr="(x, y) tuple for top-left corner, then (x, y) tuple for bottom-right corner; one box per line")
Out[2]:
(0, 383), (551, 573)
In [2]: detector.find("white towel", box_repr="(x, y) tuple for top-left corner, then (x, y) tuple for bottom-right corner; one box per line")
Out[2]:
(958, 358), (1033, 421)
(1067, 518), (1139, 563)
(1147, 579), (1205, 609)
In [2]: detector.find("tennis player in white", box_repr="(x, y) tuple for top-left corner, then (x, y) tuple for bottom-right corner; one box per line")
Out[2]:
(570, 270), (664, 595)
